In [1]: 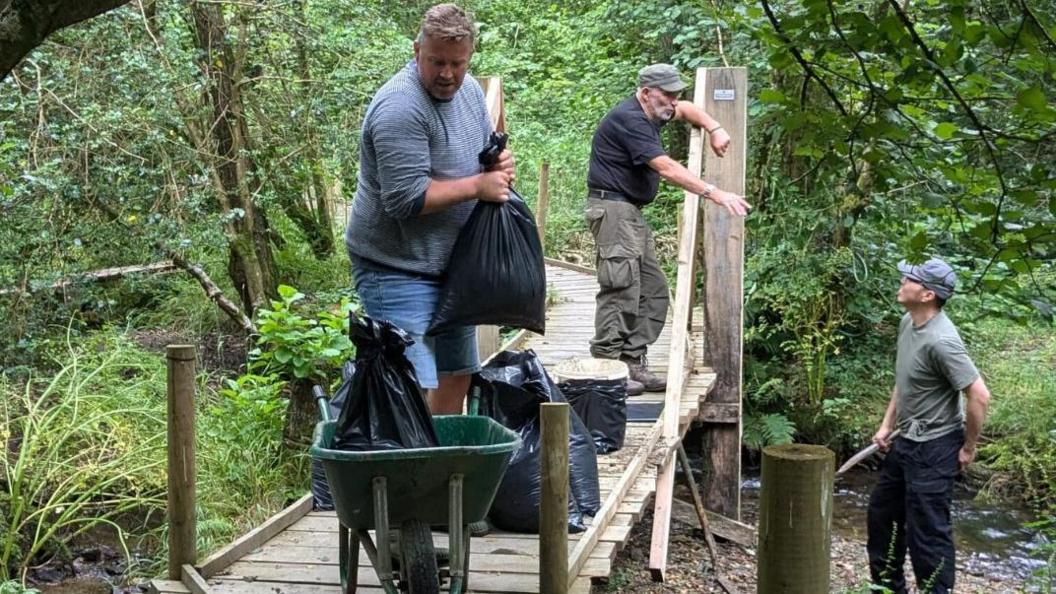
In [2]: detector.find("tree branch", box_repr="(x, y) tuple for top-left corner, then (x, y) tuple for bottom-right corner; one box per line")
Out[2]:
(760, 0), (849, 117)
(1, 0), (132, 80)
(886, 0), (1009, 243)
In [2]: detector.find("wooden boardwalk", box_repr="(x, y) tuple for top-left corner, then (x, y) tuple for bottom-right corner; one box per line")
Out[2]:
(150, 260), (716, 594)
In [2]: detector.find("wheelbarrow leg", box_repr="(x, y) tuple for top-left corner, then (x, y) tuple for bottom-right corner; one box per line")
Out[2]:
(339, 523), (359, 594)
(372, 476), (399, 594)
(448, 475), (464, 594)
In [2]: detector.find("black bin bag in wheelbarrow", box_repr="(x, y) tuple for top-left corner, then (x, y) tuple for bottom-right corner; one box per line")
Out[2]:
(428, 132), (546, 336)
(559, 379), (628, 454)
(475, 350), (600, 533)
(332, 316), (439, 451)
(311, 361), (355, 510)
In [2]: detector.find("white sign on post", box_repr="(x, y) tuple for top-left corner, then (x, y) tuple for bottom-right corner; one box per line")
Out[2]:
(714, 89), (735, 101)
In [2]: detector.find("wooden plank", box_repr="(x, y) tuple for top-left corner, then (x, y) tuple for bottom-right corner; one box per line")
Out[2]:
(181, 564), (211, 594)
(698, 402), (740, 423)
(149, 580), (191, 594)
(566, 419), (663, 587)
(477, 324), (502, 360)
(649, 67), (708, 582)
(702, 67), (747, 520)
(536, 162), (550, 251)
(198, 493), (313, 577)
(543, 257), (594, 275)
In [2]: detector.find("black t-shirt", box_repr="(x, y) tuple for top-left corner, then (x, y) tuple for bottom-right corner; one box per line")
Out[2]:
(587, 96), (668, 205)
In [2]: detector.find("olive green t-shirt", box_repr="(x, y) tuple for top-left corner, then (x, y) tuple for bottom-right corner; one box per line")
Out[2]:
(895, 311), (980, 442)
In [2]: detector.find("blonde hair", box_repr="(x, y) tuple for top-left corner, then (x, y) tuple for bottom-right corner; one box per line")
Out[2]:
(417, 4), (475, 45)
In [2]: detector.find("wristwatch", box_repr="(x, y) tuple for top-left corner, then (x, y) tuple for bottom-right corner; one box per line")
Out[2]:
(702, 183), (716, 200)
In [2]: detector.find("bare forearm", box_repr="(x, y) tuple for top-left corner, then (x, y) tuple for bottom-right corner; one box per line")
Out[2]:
(963, 380), (990, 451)
(674, 100), (720, 131)
(420, 176), (481, 215)
(652, 157), (713, 198)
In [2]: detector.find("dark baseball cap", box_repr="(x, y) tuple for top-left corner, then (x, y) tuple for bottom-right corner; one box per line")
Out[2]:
(638, 63), (686, 93)
(897, 258), (957, 300)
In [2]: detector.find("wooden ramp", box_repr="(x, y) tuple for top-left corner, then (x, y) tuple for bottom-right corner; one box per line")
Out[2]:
(150, 260), (716, 594)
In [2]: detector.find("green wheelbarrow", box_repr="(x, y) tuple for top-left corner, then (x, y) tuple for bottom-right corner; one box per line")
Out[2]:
(310, 388), (520, 594)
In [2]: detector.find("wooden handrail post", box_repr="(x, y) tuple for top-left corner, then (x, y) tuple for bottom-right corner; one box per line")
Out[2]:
(758, 444), (835, 593)
(536, 161), (550, 252)
(167, 344), (197, 579)
(702, 66), (747, 519)
(539, 402), (569, 594)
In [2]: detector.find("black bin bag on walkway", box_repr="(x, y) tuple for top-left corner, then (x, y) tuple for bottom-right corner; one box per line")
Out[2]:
(559, 379), (628, 454)
(333, 316), (439, 451)
(312, 361), (355, 510)
(428, 132), (546, 336)
(475, 350), (600, 533)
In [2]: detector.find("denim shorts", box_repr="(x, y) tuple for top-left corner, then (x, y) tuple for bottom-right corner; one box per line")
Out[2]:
(351, 264), (480, 389)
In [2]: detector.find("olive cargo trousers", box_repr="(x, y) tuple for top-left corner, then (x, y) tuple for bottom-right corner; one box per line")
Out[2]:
(585, 197), (669, 361)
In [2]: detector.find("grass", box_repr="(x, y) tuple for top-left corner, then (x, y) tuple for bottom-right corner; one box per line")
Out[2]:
(0, 326), (307, 582)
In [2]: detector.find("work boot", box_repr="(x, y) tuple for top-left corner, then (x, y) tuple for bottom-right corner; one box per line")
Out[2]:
(621, 355), (666, 392)
(625, 378), (645, 397)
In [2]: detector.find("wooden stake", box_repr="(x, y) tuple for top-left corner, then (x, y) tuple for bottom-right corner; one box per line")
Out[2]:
(167, 345), (197, 579)
(757, 444), (835, 593)
(536, 162), (550, 252)
(540, 402), (569, 594)
(677, 444), (720, 569)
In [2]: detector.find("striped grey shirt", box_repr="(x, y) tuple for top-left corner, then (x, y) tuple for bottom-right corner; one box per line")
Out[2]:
(345, 61), (492, 276)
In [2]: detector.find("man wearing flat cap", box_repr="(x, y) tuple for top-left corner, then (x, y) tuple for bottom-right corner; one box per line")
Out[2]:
(585, 63), (750, 394)
(866, 257), (991, 594)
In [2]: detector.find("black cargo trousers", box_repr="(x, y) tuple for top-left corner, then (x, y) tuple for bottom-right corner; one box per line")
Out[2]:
(584, 197), (669, 361)
(867, 429), (964, 594)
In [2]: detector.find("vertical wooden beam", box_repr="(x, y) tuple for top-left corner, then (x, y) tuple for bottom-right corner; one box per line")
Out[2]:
(477, 75), (507, 359)
(536, 162), (550, 253)
(701, 67), (746, 520)
(648, 68), (707, 582)
(167, 345), (197, 579)
(540, 403), (570, 594)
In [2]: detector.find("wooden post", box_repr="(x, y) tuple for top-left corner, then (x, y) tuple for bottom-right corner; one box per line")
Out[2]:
(477, 75), (508, 358)
(536, 162), (550, 252)
(539, 402), (569, 594)
(701, 67), (747, 519)
(167, 345), (197, 579)
(758, 444), (835, 593)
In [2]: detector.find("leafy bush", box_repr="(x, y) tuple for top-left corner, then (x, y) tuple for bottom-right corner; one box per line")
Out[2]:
(249, 285), (357, 383)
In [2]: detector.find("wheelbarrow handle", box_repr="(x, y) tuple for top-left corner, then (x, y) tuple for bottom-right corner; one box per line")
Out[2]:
(312, 385), (333, 423)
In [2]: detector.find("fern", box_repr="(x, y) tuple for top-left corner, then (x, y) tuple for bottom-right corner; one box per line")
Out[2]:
(743, 412), (796, 449)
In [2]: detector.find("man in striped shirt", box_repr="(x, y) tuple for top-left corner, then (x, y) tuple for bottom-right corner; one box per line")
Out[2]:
(345, 3), (514, 415)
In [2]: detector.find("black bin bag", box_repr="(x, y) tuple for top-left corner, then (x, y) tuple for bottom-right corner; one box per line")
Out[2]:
(311, 361), (355, 510)
(559, 379), (628, 454)
(428, 132), (546, 336)
(333, 316), (439, 451)
(476, 350), (600, 533)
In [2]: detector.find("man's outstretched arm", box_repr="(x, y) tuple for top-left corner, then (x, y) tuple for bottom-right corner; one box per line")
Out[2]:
(647, 154), (750, 216)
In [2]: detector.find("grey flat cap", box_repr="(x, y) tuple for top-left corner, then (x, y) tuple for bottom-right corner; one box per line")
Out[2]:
(898, 258), (957, 300)
(638, 63), (686, 93)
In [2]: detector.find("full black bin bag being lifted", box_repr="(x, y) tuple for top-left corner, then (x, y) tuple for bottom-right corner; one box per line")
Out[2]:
(333, 315), (439, 451)
(428, 132), (546, 336)
(476, 350), (601, 533)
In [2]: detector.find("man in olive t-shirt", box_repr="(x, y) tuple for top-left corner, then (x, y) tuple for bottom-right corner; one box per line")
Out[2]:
(866, 257), (992, 594)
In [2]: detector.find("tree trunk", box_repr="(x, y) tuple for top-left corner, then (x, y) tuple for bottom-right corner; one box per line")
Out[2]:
(190, 1), (276, 314)
(757, 444), (835, 593)
(0, 0), (132, 80)
(284, 378), (318, 447)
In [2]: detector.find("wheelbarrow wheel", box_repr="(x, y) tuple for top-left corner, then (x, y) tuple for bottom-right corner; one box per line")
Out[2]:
(398, 519), (439, 594)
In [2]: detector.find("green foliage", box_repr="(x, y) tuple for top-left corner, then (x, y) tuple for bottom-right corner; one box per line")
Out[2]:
(249, 285), (357, 382)
(0, 332), (167, 580)
(742, 412), (796, 450)
(0, 582), (40, 594)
